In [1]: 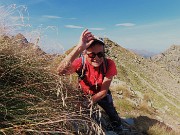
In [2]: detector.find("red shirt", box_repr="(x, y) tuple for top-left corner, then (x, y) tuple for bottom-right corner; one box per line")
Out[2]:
(72, 57), (117, 95)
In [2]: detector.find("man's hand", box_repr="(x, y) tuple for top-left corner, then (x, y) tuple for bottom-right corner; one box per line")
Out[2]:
(81, 96), (94, 109)
(78, 29), (95, 50)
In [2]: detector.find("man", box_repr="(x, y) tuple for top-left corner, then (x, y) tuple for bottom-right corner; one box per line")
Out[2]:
(57, 29), (122, 129)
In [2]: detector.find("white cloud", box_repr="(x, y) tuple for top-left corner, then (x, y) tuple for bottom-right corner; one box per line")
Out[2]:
(10, 16), (29, 21)
(115, 23), (135, 27)
(42, 15), (62, 19)
(65, 17), (77, 20)
(65, 25), (84, 29)
(110, 19), (180, 52)
(89, 28), (105, 31)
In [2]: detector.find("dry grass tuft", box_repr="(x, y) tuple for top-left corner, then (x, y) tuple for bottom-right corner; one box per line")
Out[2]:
(0, 34), (105, 135)
(0, 5), (106, 135)
(0, 4), (30, 35)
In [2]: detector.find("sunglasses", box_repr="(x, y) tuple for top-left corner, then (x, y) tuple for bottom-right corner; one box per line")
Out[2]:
(86, 52), (105, 58)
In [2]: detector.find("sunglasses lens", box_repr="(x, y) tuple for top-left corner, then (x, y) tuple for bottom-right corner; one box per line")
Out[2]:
(87, 53), (96, 58)
(97, 52), (104, 58)
(87, 52), (104, 58)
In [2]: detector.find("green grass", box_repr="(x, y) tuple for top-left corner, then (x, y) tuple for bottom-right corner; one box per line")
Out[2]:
(147, 123), (179, 135)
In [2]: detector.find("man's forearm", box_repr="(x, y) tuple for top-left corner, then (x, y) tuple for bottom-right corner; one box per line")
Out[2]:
(57, 45), (83, 75)
(57, 29), (95, 75)
(91, 90), (108, 104)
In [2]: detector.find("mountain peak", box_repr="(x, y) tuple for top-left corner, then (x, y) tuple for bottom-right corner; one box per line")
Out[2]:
(151, 45), (180, 77)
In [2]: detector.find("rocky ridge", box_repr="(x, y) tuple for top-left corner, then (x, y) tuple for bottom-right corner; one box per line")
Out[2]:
(150, 45), (180, 78)
(0, 33), (45, 55)
(103, 38), (180, 132)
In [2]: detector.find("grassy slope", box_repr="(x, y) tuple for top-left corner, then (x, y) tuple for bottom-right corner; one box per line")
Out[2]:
(0, 35), (179, 135)
(104, 38), (180, 134)
(0, 36), (104, 135)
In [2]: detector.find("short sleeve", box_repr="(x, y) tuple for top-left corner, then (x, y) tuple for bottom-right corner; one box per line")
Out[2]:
(105, 59), (117, 78)
(72, 57), (82, 72)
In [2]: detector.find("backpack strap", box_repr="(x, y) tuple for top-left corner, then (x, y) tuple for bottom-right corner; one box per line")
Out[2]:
(77, 55), (108, 80)
(77, 55), (86, 80)
(102, 57), (108, 78)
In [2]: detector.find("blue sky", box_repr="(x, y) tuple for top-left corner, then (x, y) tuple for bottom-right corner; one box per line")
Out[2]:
(1, 0), (180, 54)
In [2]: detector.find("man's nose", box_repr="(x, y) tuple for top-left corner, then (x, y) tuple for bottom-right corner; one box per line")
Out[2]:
(94, 55), (101, 60)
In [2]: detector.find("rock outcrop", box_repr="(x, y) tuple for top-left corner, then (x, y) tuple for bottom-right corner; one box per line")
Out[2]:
(151, 45), (180, 78)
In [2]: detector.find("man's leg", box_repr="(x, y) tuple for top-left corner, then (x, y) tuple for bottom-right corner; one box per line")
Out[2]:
(97, 92), (122, 127)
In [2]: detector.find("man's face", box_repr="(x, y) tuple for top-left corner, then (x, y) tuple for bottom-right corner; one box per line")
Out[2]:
(85, 44), (104, 67)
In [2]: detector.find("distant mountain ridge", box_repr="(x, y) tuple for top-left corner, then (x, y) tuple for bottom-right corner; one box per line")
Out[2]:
(0, 33), (45, 55)
(151, 45), (180, 78)
(128, 48), (158, 58)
